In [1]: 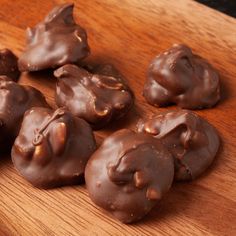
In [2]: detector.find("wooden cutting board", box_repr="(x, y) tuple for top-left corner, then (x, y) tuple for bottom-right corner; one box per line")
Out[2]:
(0, 0), (235, 235)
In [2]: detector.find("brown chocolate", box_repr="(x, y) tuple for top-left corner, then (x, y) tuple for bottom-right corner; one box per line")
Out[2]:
(85, 129), (174, 223)
(12, 107), (96, 188)
(0, 49), (20, 81)
(18, 3), (90, 72)
(137, 110), (220, 181)
(0, 76), (49, 152)
(143, 44), (220, 109)
(54, 64), (134, 129)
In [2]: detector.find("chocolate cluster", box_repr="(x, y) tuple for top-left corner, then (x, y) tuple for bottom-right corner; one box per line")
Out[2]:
(0, 77), (49, 152)
(55, 64), (134, 129)
(143, 44), (220, 109)
(12, 107), (96, 188)
(85, 129), (174, 223)
(137, 110), (220, 181)
(0, 49), (20, 81)
(18, 3), (90, 71)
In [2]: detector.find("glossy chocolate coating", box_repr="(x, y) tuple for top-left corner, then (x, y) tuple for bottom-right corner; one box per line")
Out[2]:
(0, 49), (20, 81)
(55, 64), (134, 129)
(143, 44), (220, 109)
(137, 110), (220, 181)
(0, 76), (49, 152)
(85, 129), (174, 223)
(18, 3), (90, 72)
(12, 107), (96, 188)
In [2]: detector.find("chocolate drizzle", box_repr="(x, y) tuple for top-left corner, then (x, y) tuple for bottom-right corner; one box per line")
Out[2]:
(33, 107), (66, 145)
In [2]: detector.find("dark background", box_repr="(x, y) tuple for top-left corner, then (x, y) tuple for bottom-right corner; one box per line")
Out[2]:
(196, 0), (236, 17)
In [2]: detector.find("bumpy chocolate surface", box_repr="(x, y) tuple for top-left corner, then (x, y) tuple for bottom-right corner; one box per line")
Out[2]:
(12, 107), (96, 188)
(55, 64), (134, 129)
(137, 110), (220, 181)
(0, 77), (49, 152)
(18, 3), (90, 72)
(143, 44), (220, 109)
(85, 129), (174, 223)
(0, 49), (20, 81)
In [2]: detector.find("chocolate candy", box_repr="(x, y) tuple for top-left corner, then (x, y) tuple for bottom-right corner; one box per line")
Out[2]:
(85, 129), (174, 223)
(143, 44), (220, 109)
(54, 64), (134, 129)
(18, 3), (90, 72)
(0, 76), (49, 152)
(137, 110), (220, 181)
(0, 49), (20, 81)
(12, 107), (96, 189)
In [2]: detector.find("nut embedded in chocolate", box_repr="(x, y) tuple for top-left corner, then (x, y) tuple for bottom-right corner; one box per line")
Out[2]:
(137, 110), (220, 181)
(0, 49), (20, 81)
(85, 129), (174, 223)
(18, 3), (90, 72)
(143, 44), (220, 109)
(54, 64), (134, 129)
(0, 76), (49, 152)
(12, 107), (96, 189)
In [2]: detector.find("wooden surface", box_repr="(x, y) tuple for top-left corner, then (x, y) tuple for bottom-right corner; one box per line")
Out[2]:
(0, 0), (235, 235)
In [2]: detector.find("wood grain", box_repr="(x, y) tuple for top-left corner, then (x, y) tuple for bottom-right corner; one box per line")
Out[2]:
(0, 0), (236, 235)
